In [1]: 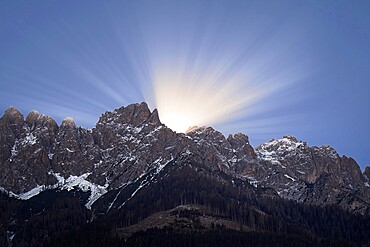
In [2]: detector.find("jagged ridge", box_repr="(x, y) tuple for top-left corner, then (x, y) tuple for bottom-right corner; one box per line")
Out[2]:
(0, 102), (369, 215)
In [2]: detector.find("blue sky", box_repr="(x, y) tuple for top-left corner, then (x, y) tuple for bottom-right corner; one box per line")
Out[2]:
(1, 0), (369, 169)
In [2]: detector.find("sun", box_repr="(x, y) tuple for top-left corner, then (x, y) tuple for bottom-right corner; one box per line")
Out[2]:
(149, 70), (253, 133)
(144, 44), (304, 134)
(159, 111), (195, 133)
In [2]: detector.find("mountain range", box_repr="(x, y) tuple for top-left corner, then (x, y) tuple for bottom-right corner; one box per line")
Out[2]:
(1, 102), (369, 246)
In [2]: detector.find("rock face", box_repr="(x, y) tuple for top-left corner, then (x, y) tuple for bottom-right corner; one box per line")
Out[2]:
(0, 102), (369, 214)
(253, 137), (370, 214)
(0, 108), (57, 193)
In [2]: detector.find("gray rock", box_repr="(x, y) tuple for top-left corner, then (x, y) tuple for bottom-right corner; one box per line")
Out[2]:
(0, 103), (369, 214)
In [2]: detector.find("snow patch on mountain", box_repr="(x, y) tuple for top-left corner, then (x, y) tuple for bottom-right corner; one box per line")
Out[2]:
(245, 176), (259, 188)
(10, 134), (37, 157)
(21, 133), (37, 146)
(0, 172), (109, 209)
(48, 152), (54, 160)
(2, 184), (54, 200)
(118, 157), (174, 209)
(15, 185), (45, 200)
(51, 172), (109, 209)
(284, 174), (296, 182)
(256, 137), (305, 166)
(11, 142), (18, 156)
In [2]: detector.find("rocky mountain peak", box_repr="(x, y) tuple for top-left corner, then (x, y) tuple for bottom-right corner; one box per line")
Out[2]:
(186, 125), (214, 134)
(283, 135), (298, 142)
(365, 166), (370, 179)
(4, 106), (22, 116)
(61, 117), (76, 128)
(119, 102), (151, 125)
(26, 110), (58, 132)
(26, 110), (41, 121)
(98, 102), (160, 127)
(186, 126), (200, 134)
(228, 132), (249, 144)
(339, 155), (364, 183)
(1, 106), (24, 125)
(147, 108), (161, 125)
(256, 136), (304, 155)
(0, 102), (369, 218)
(186, 126), (225, 143)
(227, 132), (256, 161)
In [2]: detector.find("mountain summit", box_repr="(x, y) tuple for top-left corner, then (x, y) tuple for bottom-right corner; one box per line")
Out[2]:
(1, 102), (370, 245)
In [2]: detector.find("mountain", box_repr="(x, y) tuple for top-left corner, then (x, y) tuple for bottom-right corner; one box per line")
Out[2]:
(0, 102), (369, 246)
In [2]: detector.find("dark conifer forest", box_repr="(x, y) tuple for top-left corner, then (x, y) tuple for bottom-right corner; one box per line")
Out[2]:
(1, 164), (369, 246)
